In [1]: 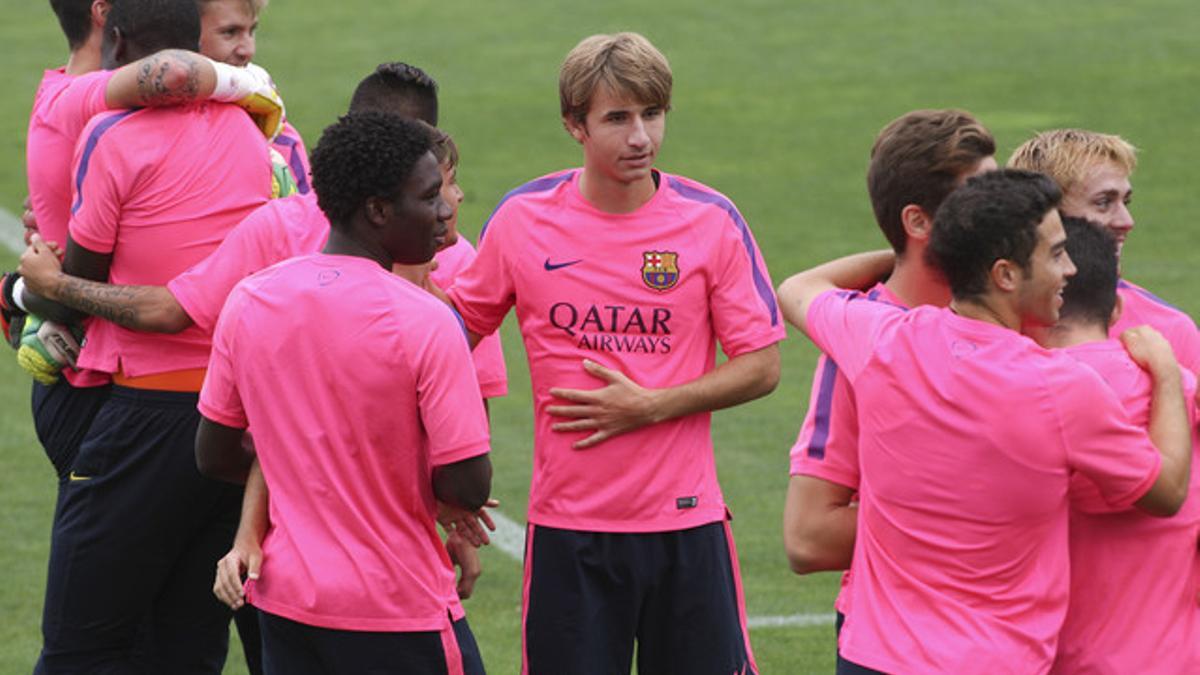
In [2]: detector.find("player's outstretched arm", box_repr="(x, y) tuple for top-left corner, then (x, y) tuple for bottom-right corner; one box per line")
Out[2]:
(20, 234), (190, 333)
(777, 250), (895, 336)
(195, 416), (255, 485)
(783, 475), (857, 574)
(432, 455), (493, 512)
(214, 460), (268, 610)
(1123, 326), (1193, 516)
(547, 343), (780, 450)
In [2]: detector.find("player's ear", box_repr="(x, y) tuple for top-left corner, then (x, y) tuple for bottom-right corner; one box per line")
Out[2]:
(1108, 293), (1124, 328)
(900, 204), (934, 243)
(91, 0), (111, 25)
(363, 195), (392, 227)
(990, 258), (1020, 293)
(563, 115), (587, 144)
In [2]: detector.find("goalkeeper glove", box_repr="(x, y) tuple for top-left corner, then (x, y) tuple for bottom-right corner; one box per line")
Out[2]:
(210, 60), (286, 142)
(269, 147), (299, 199)
(1, 272), (27, 350)
(17, 315), (82, 386)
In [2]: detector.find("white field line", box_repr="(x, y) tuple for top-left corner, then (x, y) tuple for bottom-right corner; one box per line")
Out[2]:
(0, 206), (833, 632)
(0, 207), (23, 254)
(489, 509), (834, 630)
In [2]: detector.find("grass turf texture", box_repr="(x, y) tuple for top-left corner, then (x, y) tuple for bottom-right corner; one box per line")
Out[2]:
(1, 1), (1197, 672)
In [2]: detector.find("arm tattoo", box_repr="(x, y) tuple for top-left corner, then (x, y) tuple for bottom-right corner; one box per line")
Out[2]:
(52, 276), (149, 330)
(135, 50), (202, 106)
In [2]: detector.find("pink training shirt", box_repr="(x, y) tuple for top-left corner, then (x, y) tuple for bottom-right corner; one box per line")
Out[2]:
(806, 290), (1163, 675)
(1112, 279), (1200, 375)
(1052, 339), (1200, 675)
(26, 68), (116, 389)
(431, 237), (508, 399)
(788, 282), (907, 617)
(200, 253), (491, 631)
(449, 169), (785, 532)
(168, 192), (508, 397)
(69, 103), (271, 376)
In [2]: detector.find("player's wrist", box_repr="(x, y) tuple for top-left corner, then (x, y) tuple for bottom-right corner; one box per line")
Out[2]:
(208, 59), (268, 102)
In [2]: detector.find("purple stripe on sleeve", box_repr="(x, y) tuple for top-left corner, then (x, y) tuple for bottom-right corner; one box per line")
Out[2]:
(1119, 279), (1184, 312)
(274, 134), (310, 194)
(807, 358), (840, 460)
(479, 172), (576, 242)
(71, 109), (138, 215)
(667, 177), (779, 326)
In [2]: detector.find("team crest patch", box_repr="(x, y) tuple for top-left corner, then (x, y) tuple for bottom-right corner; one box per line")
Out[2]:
(641, 251), (680, 291)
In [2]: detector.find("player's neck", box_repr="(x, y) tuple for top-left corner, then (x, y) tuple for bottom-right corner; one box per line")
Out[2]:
(65, 36), (103, 76)
(323, 227), (389, 270)
(885, 253), (951, 308)
(1025, 321), (1108, 349)
(949, 294), (1020, 331)
(577, 168), (657, 214)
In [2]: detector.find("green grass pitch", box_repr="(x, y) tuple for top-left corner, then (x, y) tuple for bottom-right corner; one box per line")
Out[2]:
(1, 1), (1197, 672)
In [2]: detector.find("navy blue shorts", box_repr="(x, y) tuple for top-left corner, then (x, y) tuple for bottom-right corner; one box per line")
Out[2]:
(30, 377), (110, 481)
(522, 521), (757, 675)
(259, 610), (485, 675)
(36, 386), (242, 674)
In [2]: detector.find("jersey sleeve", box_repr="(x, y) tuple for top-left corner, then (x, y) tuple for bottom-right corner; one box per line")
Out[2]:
(67, 116), (130, 254)
(472, 332), (509, 399)
(168, 203), (278, 335)
(446, 210), (517, 338)
(198, 286), (249, 429)
(708, 208), (787, 357)
(789, 354), (860, 489)
(51, 70), (116, 138)
(413, 303), (492, 467)
(805, 289), (900, 383)
(1057, 365), (1161, 510)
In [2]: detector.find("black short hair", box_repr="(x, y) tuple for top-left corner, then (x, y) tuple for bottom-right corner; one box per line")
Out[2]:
(50, 0), (95, 50)
(926, 169), (1062, 300)
(311, 112), (434, 227)
(1059, 216), (1119, 327)
(105, 0), (200, 55)
(348, 63), (439, 125)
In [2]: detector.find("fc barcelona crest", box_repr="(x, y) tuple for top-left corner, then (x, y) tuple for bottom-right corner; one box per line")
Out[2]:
(642, 251), (680, 291)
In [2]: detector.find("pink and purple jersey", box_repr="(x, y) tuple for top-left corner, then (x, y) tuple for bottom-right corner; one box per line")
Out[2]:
(68, 103), (271, 376)
(1052, 339), (1200, 675)
(199, 253), (490, 631)
(1112, 279), (1200, 375)
(26, 68), (116, 388)
(431, 238), (508, 399)
(788, 282), (907, 615)
(271, 121), (310, 195)
(168, 193), (508, 397)
(806, 290), (1162, 674)
(26, 68), (114, 249)
(448, 170), (785, 532)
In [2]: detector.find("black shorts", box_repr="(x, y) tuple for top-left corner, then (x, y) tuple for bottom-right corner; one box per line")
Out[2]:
(258, 610), (485, 675)
(36, 386), (241, 674)
(30, 377), (110, 481)
(522, 521), (757, 675)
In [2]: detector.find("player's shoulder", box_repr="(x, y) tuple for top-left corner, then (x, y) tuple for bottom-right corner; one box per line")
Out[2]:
(479, 169), (578, 238)
(31, 68), (71, 111)
(1119, 279), (1196, 325)
(660, 172), (742, 214)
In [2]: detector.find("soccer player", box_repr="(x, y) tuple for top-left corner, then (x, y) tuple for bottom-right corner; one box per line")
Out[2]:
(442, 32), (782, 674)
(1008, 129), (1200, 374)
(777, 169), (1191, 674)
(194, 111), (490, 675)
(1023, 217), (1200, 674)
(782, 110), (996, 647)
(31, 0), (274, 671)
(6, 0), (281, 479)
(196, 0), (312, 193)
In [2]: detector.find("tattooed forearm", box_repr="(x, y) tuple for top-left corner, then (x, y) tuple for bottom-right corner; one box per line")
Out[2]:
(135, 50), (203, 106)
(53, 276), (154, 330)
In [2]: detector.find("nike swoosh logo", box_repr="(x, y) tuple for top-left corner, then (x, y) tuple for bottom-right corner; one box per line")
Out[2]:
(544, 258), (582, 271)
(68, 472), (92, 482)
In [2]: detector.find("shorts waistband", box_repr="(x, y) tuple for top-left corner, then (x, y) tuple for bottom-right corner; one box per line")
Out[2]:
(112, 367), (206, 393)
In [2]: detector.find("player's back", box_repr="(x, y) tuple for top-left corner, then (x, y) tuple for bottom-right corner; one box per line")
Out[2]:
(839, 305), (1159, 674)
(70, 102), (270, 376)
(1053, 339), (1200, 675)
(208, 253), (486, 630)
